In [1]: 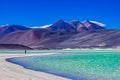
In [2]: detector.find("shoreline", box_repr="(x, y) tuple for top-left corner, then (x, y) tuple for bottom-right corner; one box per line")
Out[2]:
(0, 53), (69, 80)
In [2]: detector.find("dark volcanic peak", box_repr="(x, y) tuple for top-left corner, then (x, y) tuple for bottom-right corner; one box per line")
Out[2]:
(70, 20), (80, 26)
(56, 19), (66, 23)
(48, 20), (76, 32)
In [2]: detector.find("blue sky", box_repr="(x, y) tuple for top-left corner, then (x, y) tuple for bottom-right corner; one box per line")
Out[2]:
(0, 0), (120, 29)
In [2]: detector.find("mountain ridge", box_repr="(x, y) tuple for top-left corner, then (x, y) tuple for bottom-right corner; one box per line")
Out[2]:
(0, 20), (119, 50)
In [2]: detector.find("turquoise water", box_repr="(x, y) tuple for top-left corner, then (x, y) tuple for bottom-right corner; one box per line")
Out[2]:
(0, 49), (118, 54)
(7, 51), (120, 80)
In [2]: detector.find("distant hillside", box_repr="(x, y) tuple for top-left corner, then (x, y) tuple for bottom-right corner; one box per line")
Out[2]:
(0, 20), (119, 50)
(0, 24), (31, 37)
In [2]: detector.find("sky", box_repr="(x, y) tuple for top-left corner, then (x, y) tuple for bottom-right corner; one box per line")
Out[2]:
(0, 0), (120, 29)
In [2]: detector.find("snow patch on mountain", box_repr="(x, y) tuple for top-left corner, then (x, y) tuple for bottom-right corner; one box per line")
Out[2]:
(31, 24), (52, 28)
(90, 21), (106, 26)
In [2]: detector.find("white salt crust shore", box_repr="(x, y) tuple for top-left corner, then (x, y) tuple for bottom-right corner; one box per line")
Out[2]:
(0, 53), (70, 80)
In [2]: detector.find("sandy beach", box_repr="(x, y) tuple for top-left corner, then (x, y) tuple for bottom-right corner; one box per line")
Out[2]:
(0, 53), (69, 80)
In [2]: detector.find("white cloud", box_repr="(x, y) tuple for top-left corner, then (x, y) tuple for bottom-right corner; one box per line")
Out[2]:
(31, 26), (40, 28)
(31, 24), (52, 29)
(90, 21), (106, 26)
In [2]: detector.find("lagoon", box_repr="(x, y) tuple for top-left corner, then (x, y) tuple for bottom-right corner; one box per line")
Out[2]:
(6, 50), (120, 80)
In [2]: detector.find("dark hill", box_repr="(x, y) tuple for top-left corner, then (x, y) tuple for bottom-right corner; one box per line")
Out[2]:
(0, 44), (32, 50)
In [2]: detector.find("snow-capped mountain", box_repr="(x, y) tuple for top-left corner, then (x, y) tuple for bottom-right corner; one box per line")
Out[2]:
(48, 20), (105, 32)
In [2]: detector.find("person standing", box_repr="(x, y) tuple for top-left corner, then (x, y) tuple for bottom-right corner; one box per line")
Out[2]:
(25, 50), (27, 54)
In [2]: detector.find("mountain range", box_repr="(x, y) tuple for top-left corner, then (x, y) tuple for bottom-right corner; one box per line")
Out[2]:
(0, 20), (120, 50)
